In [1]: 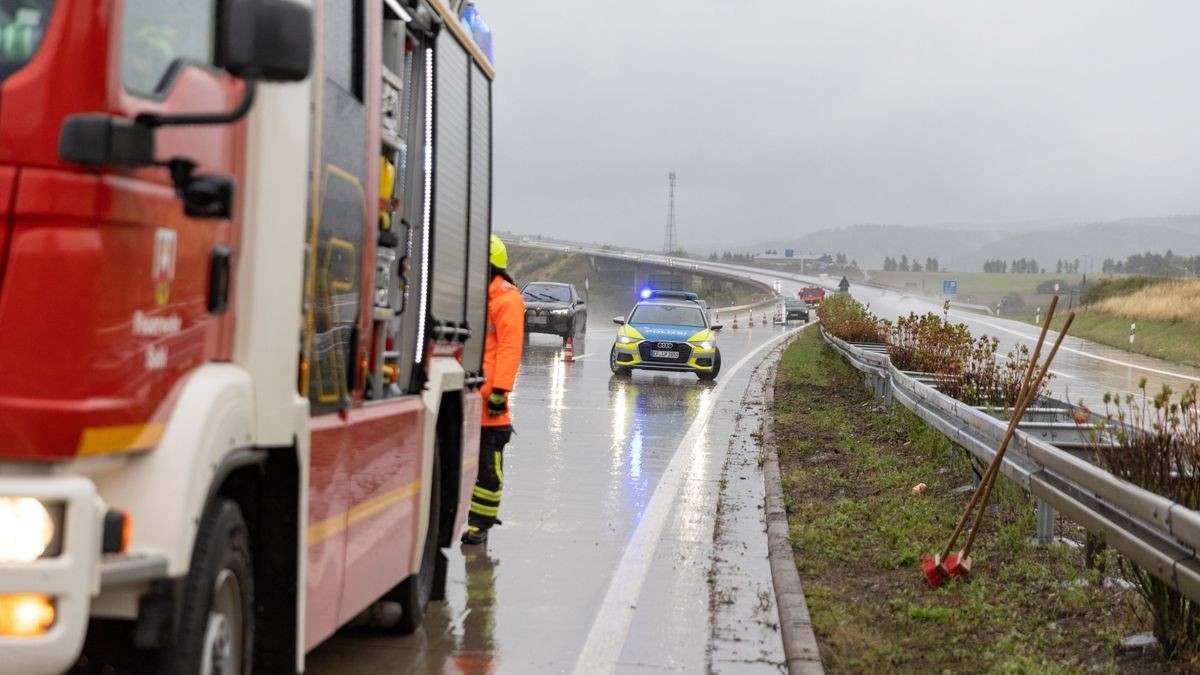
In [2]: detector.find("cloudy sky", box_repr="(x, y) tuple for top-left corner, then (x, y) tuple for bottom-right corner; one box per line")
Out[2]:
(483, 1), (1200, 250)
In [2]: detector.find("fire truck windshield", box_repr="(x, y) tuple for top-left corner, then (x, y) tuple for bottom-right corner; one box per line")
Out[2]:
(0, 0), (54, 82)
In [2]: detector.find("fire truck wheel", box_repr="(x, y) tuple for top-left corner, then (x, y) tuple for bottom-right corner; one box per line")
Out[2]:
(394, 453), (441, 634)
(171, 498), (254, 675)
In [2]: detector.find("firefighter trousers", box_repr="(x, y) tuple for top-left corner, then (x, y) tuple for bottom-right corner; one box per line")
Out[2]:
(468, 426), (512, 531)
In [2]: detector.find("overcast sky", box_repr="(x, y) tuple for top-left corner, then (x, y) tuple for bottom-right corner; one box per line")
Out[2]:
(484, 1), (1200, 251)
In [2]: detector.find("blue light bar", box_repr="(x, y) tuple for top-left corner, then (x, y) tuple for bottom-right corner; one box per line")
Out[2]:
(640, 288), (653, 299)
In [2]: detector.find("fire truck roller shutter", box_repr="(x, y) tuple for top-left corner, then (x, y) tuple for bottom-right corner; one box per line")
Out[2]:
(462, 64), (491, 375)
(431, 31), (470, 328)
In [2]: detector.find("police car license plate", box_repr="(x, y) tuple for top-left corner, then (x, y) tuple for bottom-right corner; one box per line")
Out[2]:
(651, 349), (679, 359)
(527, 316), (547, 324)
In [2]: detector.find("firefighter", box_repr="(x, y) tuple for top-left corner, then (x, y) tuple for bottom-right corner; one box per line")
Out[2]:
(462, 235), (525, 545)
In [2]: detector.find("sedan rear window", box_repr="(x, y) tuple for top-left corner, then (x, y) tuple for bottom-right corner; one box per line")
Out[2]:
(629, 305), (706, 328)
(0, 1), (55, 83)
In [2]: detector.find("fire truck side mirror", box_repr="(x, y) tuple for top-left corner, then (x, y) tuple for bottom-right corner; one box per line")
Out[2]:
(218, 0), (313, 83)
(59, 115), (155, 167)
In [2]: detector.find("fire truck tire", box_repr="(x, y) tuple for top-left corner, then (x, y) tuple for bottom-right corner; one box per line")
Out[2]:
(394, 453), (441, 634)
(170, 498), (254, 675)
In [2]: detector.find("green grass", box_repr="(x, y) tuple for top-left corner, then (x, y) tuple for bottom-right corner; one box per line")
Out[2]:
(773, 330), (1146, 672)
(1013, 311), (1200, 368)
(1081, 275), (1177, 306)
(868, 271), (1087, 311)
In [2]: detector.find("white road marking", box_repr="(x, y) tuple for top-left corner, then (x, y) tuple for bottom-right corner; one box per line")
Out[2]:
(950, 312), (1200, 384)
(571, 325), (809, 674)
(994, 353), (1075, 379)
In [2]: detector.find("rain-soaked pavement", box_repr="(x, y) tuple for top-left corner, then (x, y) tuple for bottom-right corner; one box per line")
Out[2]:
(659, 254), (1200, 408)
(306, 318), (805, 674)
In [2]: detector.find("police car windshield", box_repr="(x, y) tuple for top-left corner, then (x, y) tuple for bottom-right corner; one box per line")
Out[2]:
(629, 304), (706, 327)
(522, 284), (571, 303)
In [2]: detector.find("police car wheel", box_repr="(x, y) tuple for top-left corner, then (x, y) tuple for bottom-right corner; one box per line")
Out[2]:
(609, 346), (631, 376)
(697, 350), (721, 381)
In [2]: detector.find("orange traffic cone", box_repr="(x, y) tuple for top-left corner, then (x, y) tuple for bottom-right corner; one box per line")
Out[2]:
(563, 336), (574, 362)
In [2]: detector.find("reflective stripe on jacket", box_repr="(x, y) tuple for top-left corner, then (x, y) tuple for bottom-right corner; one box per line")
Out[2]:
(481, 275), (524, 427)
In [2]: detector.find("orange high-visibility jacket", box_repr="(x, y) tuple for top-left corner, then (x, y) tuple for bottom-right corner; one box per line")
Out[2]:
(481, 274), (525, 427)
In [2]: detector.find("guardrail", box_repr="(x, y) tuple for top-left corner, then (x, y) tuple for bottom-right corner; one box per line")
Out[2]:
(820, 328), (1200, 602)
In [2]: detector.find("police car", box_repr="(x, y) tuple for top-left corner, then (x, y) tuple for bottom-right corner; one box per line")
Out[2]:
(610, 290), (722, 380)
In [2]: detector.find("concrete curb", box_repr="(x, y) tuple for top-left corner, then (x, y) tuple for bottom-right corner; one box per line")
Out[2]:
(761, 327), (826, 675)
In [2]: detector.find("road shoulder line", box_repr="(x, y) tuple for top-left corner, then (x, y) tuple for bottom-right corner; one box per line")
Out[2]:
(571, 328), (803, 674)
(761, 330), (826, 675)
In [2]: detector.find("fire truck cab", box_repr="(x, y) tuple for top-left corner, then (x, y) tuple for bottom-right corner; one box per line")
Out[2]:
(0, 0), (495, 672)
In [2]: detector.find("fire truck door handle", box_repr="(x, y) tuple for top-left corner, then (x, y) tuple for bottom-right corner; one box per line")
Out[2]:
(208, 246), (232, 314)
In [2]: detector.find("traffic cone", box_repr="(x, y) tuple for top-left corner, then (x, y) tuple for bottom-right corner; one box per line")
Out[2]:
(749, 312), (755, 327)
(732, 314), (739, 329)
(563, 336), (574, 362)
(762, 312), (767, 325)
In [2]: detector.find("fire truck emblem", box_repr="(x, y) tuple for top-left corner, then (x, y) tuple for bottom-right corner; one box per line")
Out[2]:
(153, 229), (177, 307)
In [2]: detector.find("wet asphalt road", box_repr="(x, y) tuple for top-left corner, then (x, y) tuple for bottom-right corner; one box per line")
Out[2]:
(599, 250), (1200, 408)
(306, 319), (803, 674)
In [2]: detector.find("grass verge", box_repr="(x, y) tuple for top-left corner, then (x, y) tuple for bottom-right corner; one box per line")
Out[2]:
(773, 329), (1160, 672)
(1011, 312), (1200, 368)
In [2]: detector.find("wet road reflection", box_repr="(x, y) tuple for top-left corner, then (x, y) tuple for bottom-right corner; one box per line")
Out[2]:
(305, 320), (792, 673)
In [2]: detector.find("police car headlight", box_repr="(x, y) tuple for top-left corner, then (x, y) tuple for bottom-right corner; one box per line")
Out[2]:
(0, 498), (57, 563)
(692, 341), (713, 350)
(616, 336), (638, 344)
(551, 309), (570, 315)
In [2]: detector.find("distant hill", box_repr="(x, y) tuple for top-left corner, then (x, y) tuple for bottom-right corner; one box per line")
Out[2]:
(746, 216), (1200, 271)
(959, 217), (1200, 271)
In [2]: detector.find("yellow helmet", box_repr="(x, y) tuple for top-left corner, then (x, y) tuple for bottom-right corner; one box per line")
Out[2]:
(489, 234), (508, 269)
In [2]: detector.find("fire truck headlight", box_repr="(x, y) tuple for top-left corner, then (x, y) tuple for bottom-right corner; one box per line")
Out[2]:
(0, 498), (58, 563)
(0, 594), (56, 636)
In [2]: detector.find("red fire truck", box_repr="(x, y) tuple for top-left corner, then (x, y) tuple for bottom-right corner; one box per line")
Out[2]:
(800, 286), (826, 305)
(0, 0), (495, 672)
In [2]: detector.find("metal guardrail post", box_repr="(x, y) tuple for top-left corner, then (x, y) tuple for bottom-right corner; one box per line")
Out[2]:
(1036, 500), (1056, 545)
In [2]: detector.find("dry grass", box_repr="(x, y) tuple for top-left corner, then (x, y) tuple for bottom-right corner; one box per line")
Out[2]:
(1089, 280), (1200, 325)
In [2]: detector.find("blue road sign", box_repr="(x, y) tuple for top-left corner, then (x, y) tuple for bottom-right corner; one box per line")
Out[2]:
(943, 280), (958, 295)
(785, 249), (794, 258)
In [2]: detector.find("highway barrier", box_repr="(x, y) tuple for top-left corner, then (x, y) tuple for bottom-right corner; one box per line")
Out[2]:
(820, 327), (1200, 603)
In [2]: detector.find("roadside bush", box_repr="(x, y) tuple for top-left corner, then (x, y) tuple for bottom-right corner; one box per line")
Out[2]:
(887, 303), (1052, 406)
(819, 293), (885, 343)
(941, 340), (1051, 409)
(1081, 275), (1174, 306)
(885, 307), (973, 375)
(1035, 279), (1069, 294)
(1082, 382), (1200, 660)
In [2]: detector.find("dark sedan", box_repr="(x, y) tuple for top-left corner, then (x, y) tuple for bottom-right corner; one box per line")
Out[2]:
(522, 282), (587, 340)
(784, 300), (810, 322)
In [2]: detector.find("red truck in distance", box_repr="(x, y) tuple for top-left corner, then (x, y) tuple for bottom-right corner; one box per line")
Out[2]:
(800, 286), (827, 305)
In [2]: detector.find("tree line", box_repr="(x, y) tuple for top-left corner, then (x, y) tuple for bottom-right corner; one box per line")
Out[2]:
(1101, 251), (1200, 276)
(883, 256), (941, 272)
(981, 258), (1044, 273)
